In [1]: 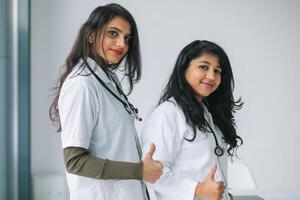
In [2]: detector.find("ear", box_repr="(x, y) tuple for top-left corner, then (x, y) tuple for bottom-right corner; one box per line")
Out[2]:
(88, 32), (95, 44)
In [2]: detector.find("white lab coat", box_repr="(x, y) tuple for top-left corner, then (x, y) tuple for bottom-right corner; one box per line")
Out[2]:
(141, 98), (228, 200)
(59, 57), (146, 200)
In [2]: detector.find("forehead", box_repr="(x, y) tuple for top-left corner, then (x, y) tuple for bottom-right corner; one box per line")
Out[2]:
(191, 53), (220, 66)
(105, 16), (131, 34)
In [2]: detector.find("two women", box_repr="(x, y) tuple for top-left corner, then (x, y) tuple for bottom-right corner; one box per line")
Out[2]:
(50, 3), (242, 200)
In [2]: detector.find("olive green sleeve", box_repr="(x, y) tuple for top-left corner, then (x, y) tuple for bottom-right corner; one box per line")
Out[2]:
(63, 147), (143, 180)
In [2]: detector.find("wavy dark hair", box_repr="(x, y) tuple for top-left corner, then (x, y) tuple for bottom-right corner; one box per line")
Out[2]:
(159, 40), (243, 156)
(49, 3), (141, 132)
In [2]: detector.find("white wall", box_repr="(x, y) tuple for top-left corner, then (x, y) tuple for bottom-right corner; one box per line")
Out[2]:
(31, 0), (300, 195)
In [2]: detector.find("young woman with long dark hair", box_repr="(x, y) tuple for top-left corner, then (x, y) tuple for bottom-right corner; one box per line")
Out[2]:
(49, 3), (162, 200)
(141, 40), (243, 200)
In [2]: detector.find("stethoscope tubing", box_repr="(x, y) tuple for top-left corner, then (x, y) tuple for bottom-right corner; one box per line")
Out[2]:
(86, 64), (142, 121)
(204, 119), (224, 157)
(205, 118), (229, 196)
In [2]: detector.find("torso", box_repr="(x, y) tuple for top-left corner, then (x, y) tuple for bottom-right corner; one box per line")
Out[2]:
(141, 98), (228, 200)
(59, 58), (145, 200)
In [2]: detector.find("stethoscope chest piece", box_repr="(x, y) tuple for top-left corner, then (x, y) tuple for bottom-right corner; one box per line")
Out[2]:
(214, 146), (224, 157)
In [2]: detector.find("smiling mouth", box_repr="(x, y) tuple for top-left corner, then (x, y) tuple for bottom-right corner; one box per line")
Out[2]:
(201, 82), (214, 88)
(110, 49), (122, 56)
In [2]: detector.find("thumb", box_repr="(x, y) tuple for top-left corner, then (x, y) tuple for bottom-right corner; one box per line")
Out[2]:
(207, 164), (217, 180)
(145, 143), (156, 159)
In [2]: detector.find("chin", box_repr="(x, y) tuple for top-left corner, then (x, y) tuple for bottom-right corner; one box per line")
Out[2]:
(201, 93), (211, 98)
(107, 59), (120, 64)
(108, 57), (123, 64)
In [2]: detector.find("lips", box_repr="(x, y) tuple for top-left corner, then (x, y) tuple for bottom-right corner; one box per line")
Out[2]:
(109, 48), (123, 56)
(201, 82), (214, 88)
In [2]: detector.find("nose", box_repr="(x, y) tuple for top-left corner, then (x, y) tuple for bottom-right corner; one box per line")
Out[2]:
(206, 70), (216, 80)
(116, 37), (126, 48)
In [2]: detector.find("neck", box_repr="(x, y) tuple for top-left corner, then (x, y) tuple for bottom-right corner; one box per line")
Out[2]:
(91, 55), (110, 75)
(195, 95), (203, 103)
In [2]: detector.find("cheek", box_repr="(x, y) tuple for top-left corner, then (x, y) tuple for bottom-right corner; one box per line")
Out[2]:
(98, 35), (111, 50)
(95, 40), (105, 53)
(215, 78), (221, 88)
(124, 45), (129, 54)
(184, 71), (193, 86)
(185, 67), (197, 80)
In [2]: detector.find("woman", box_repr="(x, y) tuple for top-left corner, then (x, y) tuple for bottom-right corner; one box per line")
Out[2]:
(49, 3), (163, 200)
(141, 40), (243, 200)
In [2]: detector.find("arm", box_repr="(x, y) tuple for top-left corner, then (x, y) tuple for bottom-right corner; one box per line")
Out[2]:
(141, 104), (197, 200)
(153, 164), (224, 200)
(59, 78), (163, 182)
(194, 164), (225, 200)
(59, 80), (142, 180)
(141, 103), (224, 200)
(152, 162), (198, 200)
(64, 146), (162, 181)
(64, 147), (142, 180)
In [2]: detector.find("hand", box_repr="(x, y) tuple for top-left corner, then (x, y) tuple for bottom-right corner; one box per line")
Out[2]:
(228, 192), (233, 200)
(142, 143), (163, 183)
(195, 164), (225, 200)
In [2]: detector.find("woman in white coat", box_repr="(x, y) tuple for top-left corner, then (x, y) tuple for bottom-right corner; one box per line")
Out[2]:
(141, 40), (243, 200)
(49, 3), (163, 200)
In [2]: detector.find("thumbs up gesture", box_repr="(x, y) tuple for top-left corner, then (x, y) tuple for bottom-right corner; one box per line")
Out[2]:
(142, 143), (163, 183)
(194, 164), (225, 200)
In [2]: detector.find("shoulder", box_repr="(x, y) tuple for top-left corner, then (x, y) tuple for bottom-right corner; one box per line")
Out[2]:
(156, 99), (179, 115)
(146, 98), (185, 126)
(141, 98), (188, 160)
(60, 66), (99, 101)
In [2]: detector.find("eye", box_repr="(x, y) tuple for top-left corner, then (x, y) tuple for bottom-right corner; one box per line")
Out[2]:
(199, 65), (209, 70)
(214, 68), (222, 75)
(108, 30), (118, 37)
(124, 36), (132, 44)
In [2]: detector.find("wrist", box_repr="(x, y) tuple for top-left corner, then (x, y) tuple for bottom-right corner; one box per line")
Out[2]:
(139, 161), (143, 180)
(194, 182), (204, 199)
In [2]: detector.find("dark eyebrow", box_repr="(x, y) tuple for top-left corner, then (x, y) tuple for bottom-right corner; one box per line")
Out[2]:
(197, 60), (221, 69)
(199, 61), (210, 65)
(107, 27), (132, 37)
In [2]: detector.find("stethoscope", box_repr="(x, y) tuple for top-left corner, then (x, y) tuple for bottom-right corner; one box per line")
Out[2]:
(205, 118), (230, 198)
(203, 109), (231, 199)
(205, 119), (224, 157)
(86, 64), (142, 121)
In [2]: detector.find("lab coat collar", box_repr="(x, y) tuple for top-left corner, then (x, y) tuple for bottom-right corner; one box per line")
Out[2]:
(85, 57), (111, 83)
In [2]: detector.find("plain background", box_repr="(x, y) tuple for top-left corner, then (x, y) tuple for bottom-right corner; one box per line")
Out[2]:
(31, 0), (300, 195)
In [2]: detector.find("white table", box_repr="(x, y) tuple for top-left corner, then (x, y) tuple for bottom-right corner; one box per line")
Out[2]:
(259, 193), (300, 200)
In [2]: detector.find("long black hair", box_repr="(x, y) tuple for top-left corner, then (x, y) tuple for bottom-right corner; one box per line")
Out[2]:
(159, 40), (243, 156)
(49, 3), (141, 132)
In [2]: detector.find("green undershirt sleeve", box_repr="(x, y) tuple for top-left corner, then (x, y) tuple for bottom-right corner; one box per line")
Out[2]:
(63, 147), (143, 180)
